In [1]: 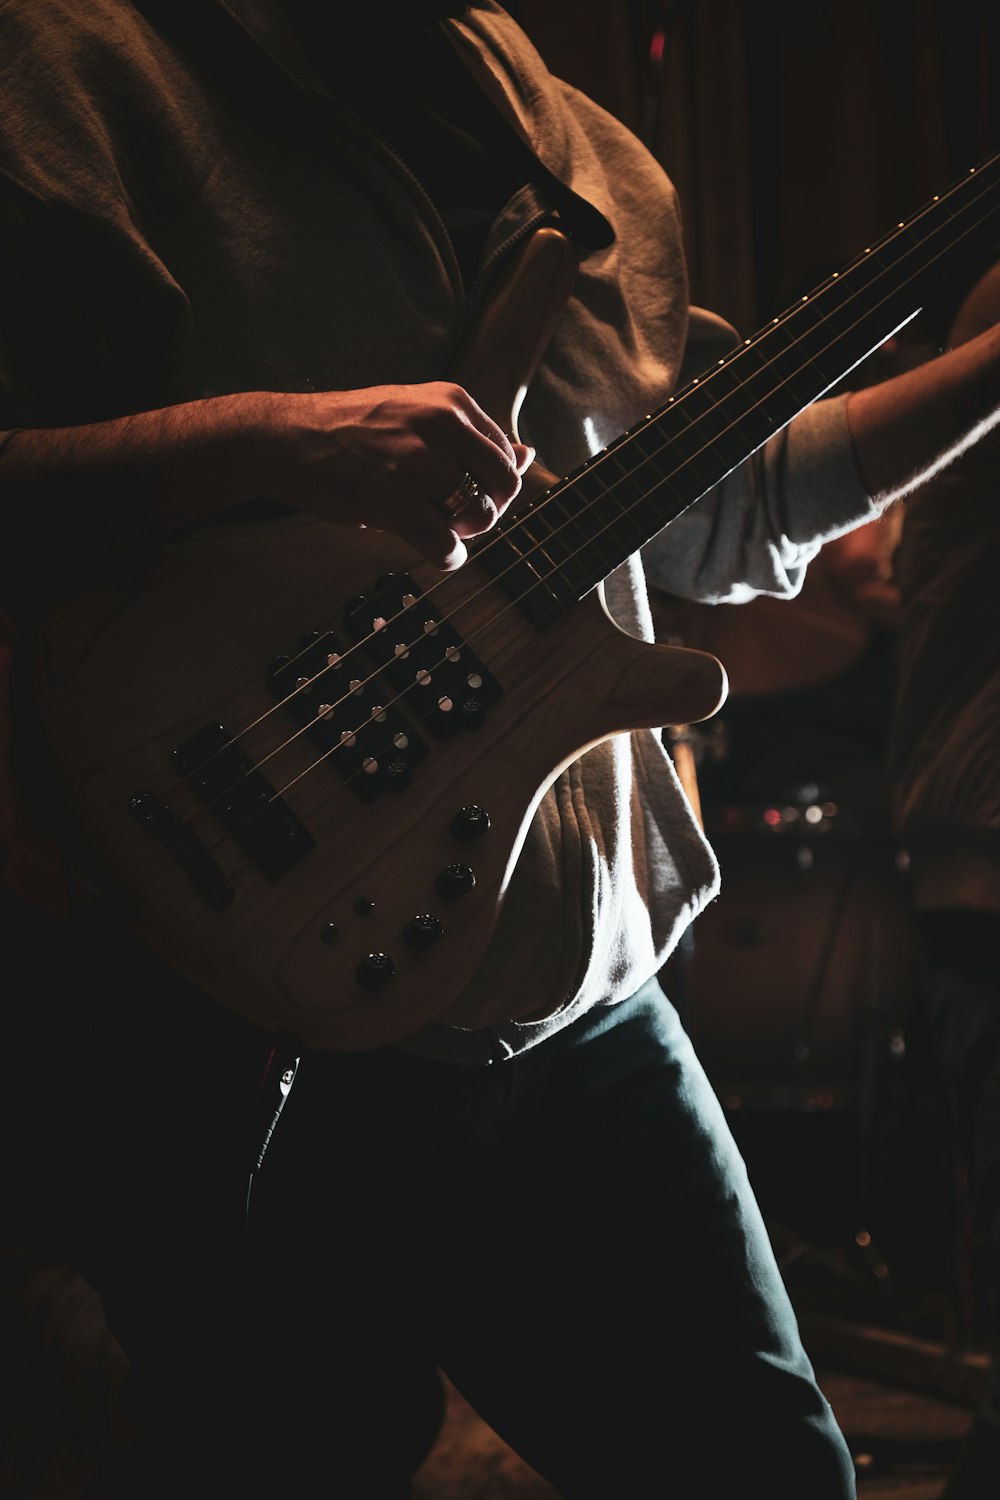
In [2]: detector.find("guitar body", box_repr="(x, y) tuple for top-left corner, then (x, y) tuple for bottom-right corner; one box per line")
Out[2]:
(32, 507), (724, 1050)
(30, 226), (725, 1050)
(32, 143), (996, 1048)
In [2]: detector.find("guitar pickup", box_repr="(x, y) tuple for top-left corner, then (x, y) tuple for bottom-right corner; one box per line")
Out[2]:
(128, 790), (234, 911)
(171, 723), (315, 879)
(267, 630), (429, 803)
(344, 573), (502, 739)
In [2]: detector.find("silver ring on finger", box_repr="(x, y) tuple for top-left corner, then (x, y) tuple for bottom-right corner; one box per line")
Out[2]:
(442, 471), (480, 516)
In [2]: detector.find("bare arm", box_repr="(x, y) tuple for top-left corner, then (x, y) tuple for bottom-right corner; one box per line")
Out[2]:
(0, 383), (534, 573)
(846, 320), (1000, 504)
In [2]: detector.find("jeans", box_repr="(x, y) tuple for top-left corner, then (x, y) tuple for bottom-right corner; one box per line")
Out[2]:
(245, 976), (856, 1498)
(12, 875), (855, 1497)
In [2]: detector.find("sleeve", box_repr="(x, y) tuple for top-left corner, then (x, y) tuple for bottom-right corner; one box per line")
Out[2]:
(641, 389), (880, 606)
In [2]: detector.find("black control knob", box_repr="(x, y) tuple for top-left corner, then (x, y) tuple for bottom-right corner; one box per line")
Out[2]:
(355, 952), (396, 990)
(449, 804), (491, 842)
(435, 863), (476, 900)
(402, 914), (444, 951)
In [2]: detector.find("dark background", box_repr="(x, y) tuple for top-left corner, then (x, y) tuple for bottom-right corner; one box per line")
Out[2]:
(508, 0), (998, 341)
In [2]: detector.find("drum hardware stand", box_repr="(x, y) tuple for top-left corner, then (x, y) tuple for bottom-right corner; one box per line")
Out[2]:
(790, 903), (991, 1412)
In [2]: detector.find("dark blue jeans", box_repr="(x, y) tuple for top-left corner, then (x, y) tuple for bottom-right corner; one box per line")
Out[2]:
(16, 874), (854, 1497)
(241, 977), (856, 1498)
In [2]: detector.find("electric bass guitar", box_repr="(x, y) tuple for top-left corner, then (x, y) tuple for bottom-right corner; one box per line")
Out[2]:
(32, 153), (1000, 1049)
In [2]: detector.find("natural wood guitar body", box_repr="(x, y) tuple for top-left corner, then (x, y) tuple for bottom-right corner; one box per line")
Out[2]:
(33, 504), (724, 1049)
(32, 148), (999, 1048)
(32, 228), (725, 1049)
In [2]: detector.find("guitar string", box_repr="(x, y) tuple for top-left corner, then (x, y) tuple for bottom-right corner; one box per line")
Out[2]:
(243, 159), (995, 735)
(224, 152), (1000, 772)
(151, 161), (999, 875)
(136, 161), (998, 877)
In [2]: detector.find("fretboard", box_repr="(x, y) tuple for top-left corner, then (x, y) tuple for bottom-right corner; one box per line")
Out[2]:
(479, 150), (1000, 628)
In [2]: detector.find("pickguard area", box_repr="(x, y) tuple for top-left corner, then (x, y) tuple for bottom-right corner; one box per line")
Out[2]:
(130, 570), (504, 906)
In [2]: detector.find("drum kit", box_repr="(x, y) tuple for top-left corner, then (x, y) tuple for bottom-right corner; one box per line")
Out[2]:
(650, 520), (916, 1117)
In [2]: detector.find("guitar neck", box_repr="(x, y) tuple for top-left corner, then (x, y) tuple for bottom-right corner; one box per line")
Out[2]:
(480, 150), (1000, 627)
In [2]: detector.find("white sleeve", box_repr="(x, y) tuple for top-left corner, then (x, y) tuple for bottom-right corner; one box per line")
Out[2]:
(641, 393), (881, 605)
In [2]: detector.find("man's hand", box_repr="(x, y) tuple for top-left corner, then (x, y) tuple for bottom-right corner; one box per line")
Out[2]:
(0, 381), (535, 573)
(262, 381), (535, 570)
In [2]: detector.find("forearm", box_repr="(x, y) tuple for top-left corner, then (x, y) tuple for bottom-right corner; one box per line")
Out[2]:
(846, 321), (1000, 504)
(0, 382), (532, 585)
(0, 392), (273, 551)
